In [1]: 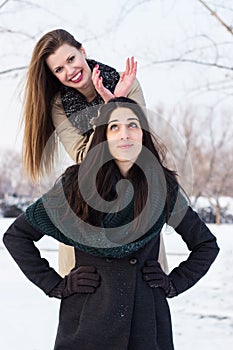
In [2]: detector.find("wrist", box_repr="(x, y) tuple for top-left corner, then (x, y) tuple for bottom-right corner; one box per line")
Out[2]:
(48, 278), (66, 299)
(166, 280), (178, 298)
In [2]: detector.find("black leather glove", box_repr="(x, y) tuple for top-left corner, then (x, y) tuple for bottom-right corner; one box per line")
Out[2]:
(142, 260), (177, 297)
(49, 265), (100, 299)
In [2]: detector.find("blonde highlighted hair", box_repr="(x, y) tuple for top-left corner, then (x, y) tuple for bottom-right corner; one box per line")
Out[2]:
(22, 29), (82, 182)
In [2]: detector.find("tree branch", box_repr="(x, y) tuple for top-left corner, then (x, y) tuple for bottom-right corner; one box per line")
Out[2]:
(198, 0), (233, 37)
(0, 0), (9, 10)
(0, 26), (36, 39)
(143, 57), (233, 71)
(0, 66), (27, 75)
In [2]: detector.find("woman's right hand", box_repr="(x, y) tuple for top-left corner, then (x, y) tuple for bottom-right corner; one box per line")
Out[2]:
(92, 65), (115, 103)
(49, 265), (101, 299)
(63, 265), (100, 297)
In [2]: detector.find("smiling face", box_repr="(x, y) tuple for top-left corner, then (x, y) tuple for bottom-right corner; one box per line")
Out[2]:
(106, 107), (143, 176)
(46, 43), (92, 94)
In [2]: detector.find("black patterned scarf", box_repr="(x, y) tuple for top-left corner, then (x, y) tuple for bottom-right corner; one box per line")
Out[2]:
(60, 59), (120, 135)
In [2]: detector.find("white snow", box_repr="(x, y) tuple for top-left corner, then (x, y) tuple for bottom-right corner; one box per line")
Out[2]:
(0, 218), (232, 349)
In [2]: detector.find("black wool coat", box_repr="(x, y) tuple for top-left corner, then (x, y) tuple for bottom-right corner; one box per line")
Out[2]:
(3, 207), (219, 350)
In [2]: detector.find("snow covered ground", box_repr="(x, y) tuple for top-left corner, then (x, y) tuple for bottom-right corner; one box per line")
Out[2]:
(0, 218), (232, 349)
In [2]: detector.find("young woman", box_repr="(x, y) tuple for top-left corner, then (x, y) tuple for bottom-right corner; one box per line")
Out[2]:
(22, 28), (169, 277)
(4, 97), (219, 350)
(23, 28), (145, 183)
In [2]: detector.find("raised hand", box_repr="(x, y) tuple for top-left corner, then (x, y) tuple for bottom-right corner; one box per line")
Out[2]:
(113, 56), (137, 98)
(92, 57), (137, 103)
(92, 64), (114, 103)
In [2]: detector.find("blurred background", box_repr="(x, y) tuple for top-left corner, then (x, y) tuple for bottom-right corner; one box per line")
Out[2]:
(0, 1), (233, 349)
(0, 0), (232, 222)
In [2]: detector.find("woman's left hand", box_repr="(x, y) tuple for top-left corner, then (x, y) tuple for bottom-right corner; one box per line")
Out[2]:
(142, 260), (170, 294)
(142, 260), (178, 298)
(114, 56), (137, 98)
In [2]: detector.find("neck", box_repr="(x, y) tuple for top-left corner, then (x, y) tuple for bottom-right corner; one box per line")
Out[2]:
(115, 160), (133, 177)
(77, 81), (97, 102)
(85, 86), (97, 102)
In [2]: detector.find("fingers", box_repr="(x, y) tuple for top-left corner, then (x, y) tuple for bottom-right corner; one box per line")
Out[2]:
(76, 265), (97, 273)
(92, 64), (99, 81)
(77, 277), (100, 288)
(143, 271), (165, 288)
(144, 260), (161, 268)
(143, 273), (164, 282)
(142, 260), (164, 283)
(77, 271), (100, 282)
(64, 266), (101, 297)
(76, 286), (96, 293)
(148, 280), (164, 288)
(142, 266), (162, 274)
(142, 260), (170, 292)
(71, 265), (101, 293)
(73, 266), (100, 283)
(146, 260), (159, 267)
(92, 65), (114, 102)
(92, 64), (103, 90)
(118, 56), (137, 85)
(124, 56), (137, 76)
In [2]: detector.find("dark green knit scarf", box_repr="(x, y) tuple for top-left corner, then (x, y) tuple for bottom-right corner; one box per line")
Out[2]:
(25, 167), (184, 259)
(25, 195), (167, 259)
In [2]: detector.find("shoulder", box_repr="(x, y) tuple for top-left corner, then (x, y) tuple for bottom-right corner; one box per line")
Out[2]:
(24, 184), (72, 244)
(53, 91), (62, 106)
(25, 197), (51, 234)
(51, 91), (67, 125)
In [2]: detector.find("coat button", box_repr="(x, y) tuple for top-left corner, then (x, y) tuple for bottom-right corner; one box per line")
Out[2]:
(129, 258), (137, 265)
(106, 258), (114, 263)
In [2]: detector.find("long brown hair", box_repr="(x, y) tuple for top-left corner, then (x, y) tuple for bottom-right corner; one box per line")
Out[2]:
(22, 29), (82, 182)
(62, 97), (178, 229)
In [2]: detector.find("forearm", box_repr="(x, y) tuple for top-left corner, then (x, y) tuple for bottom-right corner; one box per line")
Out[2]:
(169, 207), (220, 295)
(3, 214), (63, 295)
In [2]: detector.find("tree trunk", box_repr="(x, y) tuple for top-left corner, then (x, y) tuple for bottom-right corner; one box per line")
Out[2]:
(215, 201), (221, 225)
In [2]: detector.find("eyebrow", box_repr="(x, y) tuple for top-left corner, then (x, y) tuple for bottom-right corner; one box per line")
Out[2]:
(53, 53), (74, 71)
(108, 117), (139, 124)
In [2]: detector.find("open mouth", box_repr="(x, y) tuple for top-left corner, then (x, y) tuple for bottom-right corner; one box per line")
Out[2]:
(70, 71), (82, 83)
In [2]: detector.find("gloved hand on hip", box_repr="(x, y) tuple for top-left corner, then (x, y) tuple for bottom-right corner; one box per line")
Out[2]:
(49, 265), (100, 299)
(142, 260), (174, 296)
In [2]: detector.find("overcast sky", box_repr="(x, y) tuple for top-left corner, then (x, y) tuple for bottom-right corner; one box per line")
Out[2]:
(0, 0), (232, 150)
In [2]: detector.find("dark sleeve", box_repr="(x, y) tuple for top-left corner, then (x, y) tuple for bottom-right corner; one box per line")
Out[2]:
(3, 213), (63, 295)
(168, 206), (220, 295)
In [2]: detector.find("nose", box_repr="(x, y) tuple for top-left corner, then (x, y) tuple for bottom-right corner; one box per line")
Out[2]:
(65, 64), (75, 75)
(120, 125), (129, 140)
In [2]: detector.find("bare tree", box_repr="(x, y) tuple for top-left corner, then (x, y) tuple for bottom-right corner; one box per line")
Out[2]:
(0, 0), (152, 76)
(153, 103), (233, 224)
(198, 0), (233, 37)
(140, 1), (233, 103)
(0, 149), (38, 200)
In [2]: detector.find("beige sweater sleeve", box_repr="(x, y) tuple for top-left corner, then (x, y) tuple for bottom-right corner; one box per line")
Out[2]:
(52, 77), (146, 163)
(52, 93), (94, 164)
(127, 77), (146, 107)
